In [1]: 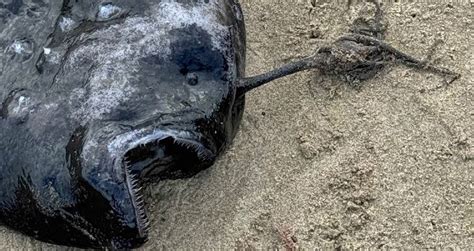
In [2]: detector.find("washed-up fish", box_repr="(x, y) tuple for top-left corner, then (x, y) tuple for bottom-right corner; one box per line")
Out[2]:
(0, 0), (457, 249)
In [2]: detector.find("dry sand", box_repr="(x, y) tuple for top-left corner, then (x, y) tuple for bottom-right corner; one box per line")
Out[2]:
(1, 1), (472, 250)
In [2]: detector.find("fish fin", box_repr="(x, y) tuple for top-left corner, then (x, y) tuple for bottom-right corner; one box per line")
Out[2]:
(237, 0), (459, 95)
(236, 56), (317, 95)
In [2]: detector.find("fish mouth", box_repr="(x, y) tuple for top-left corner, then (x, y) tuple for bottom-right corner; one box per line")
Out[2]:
(119, 130), (216, 238)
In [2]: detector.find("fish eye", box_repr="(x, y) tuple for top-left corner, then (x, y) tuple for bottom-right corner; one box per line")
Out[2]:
(186, 72), (199, 86)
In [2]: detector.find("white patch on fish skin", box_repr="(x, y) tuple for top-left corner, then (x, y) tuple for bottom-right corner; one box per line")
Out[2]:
(70, 88), (86, 101)
(10, 40), (33, 55)
(43, 47), (51, 55)
(158, 0), (229, 51)
(44, 103), (59, 110)
(97, 3), (122, 21)
(59, 16), (77, 32)
(67, 0), (230, 123)
(73, 65), (136, 122)
(11, 42), (26, 54)
(12, 96), (30, 114)
(8, 38), (35, 63)
(18, 96), (27, 104)
(43, 47), (61, 64)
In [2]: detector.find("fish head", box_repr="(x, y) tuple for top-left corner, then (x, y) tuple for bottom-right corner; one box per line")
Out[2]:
(57, 18), (242, 250)
(64, 13), (244, 174)
(1, 1), (245, 248)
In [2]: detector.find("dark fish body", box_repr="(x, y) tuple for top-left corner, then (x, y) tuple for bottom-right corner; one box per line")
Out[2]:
(0, 0), (246, 248)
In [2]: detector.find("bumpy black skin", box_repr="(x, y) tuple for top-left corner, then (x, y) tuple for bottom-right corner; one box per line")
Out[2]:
(0, 0), (246, 249)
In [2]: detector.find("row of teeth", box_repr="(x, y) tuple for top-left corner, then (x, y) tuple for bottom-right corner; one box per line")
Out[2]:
(124, 160), (151, 235)
(134, 136), (212, 162)
(173, 139), (213, 162)
(122, 137), (210, 235)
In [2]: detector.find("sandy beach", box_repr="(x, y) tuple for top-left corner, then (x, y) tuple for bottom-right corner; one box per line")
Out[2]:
(1, 1), (472, 249)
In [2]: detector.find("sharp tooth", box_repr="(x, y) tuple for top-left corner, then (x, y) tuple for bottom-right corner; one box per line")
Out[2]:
(134, 186), (143, 193)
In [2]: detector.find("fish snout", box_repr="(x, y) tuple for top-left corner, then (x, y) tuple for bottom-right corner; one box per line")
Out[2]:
(72, 126), (217, 248)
